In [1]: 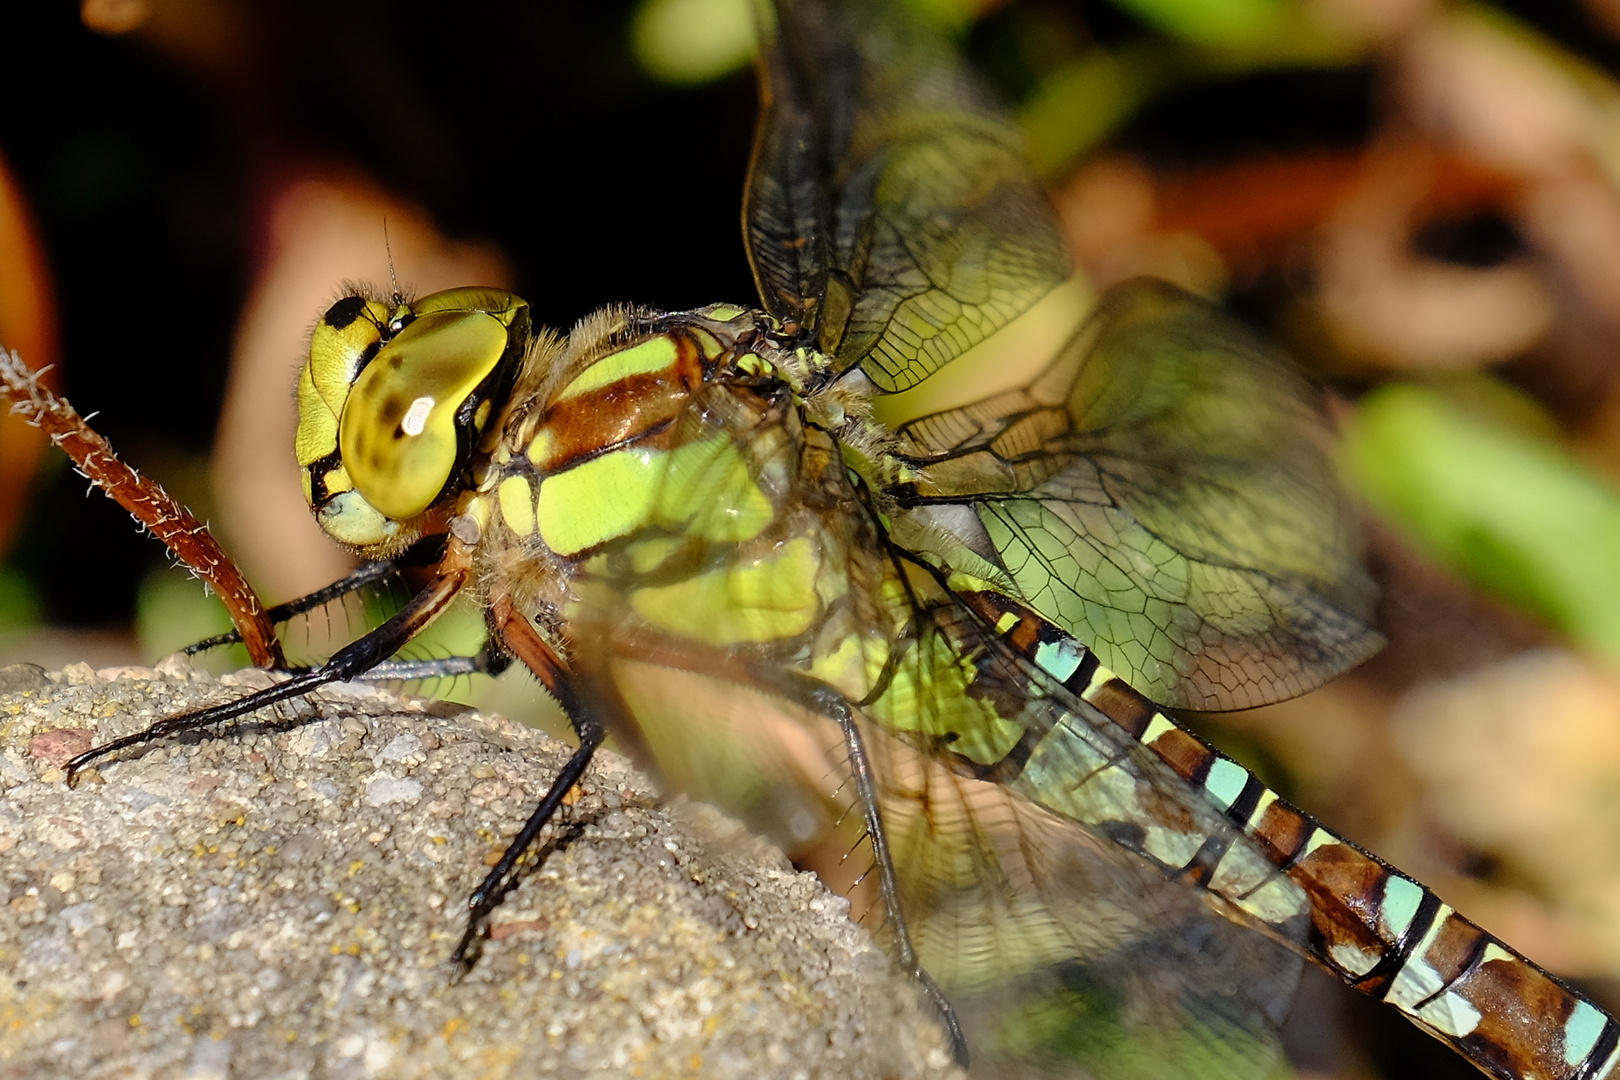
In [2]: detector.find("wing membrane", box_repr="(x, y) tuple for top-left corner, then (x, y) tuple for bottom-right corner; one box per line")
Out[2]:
(863, 586), (1308, 1079)
(584, 562), (1308, 1080)
(745, 0), (1072, 390)
(543, 343), (1308, 1077)
(892, 280), (1381, 710)
(585, 614), (1308, 1080)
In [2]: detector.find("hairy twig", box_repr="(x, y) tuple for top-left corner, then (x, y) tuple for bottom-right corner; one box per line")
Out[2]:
(0, 346), (283, 667)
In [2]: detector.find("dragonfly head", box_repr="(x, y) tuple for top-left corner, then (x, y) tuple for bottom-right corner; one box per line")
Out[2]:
(295, 287), (531, 556)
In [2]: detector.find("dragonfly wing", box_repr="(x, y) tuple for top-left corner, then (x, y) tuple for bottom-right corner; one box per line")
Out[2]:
(744, 0), (1072, 390)
(591, 606), (1309, 1080)
(861, 582), (1308, 1078)
(520, 310), (1309, 1078)
(892, 279), (1382, 710)
(866, 739), (1306, 1080)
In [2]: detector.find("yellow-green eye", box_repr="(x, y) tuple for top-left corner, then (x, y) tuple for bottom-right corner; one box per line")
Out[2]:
(295, 287), (529, 551)
(339, 309), (503, 519)
(297, 295), (391, 470)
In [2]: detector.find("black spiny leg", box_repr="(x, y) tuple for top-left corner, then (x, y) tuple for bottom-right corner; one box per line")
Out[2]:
(452, 596), (604, 968)
(449, 717), (603, 967)
(777, 672), (969, 1066)
(66, 570), (468, 783)
(183, 536), (448, 656)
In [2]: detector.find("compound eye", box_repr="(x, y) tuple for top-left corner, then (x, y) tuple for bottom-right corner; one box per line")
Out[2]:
(339, 308), (511, 520)
(296, 295), (391, 473)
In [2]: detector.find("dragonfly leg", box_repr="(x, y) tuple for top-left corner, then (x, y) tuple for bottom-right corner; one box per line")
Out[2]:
(450, 727), (603, 967)
(183, 535), (448, 656)
(358, 643), (514, 683)
(452, 597), (605, 967)
(791, 676), (969, 1066)
(65, 568), (468, 784)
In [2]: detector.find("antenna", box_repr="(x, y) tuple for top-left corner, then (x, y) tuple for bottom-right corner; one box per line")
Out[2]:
(382, 219), (403, 305)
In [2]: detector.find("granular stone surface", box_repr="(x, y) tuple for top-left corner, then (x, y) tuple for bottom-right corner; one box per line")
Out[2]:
(0, 661), (960, 1079)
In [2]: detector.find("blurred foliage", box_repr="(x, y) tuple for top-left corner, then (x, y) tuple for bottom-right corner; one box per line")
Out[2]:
(633, 0), (756, 84)
(0, 9), (1611, 703)
(1017, 16), (1369, 174)
(0, 565), (42, 631)
(1106, 0), (1287, 45)
(134, 567), (243, 671)
(1346, 382), (1620, 664)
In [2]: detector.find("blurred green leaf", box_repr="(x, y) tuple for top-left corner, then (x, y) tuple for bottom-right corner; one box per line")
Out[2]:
(899, 0), (975, 33)
(1109, 0), (1287, 47)
(632, 0), (756, 85)
(0, 564), (42, 630)
(1019, 14), (1366, 175)
(1345, 384), (1620, 663)
(136, 566), (246, 673)
(1021, 47), (1162, 176)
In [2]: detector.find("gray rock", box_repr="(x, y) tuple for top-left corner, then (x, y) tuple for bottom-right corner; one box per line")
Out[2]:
(0, 663), (961, 1080)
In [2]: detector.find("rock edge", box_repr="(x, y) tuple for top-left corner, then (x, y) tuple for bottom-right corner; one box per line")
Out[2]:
(0, 661), (958, 1080)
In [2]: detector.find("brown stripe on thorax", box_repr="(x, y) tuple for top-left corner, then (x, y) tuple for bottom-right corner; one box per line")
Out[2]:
(530, 332), (708, 473)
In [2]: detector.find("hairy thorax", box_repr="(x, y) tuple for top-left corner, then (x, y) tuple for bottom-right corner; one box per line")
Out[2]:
(455, 305), (904, 707)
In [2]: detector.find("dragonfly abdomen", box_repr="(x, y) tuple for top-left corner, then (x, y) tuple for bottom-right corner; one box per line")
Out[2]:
(961, 586), (1620, 1080)
(1108, 675), (1617, 1079)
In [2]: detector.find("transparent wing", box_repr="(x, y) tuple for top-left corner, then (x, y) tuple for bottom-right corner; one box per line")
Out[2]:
(540, 348), (1308, 1078)
(744, 0), (1072, 391)
(581, 551), (1308, 1080)
(862, 582), (1309, 1079)
(891, 279), (1382, 710)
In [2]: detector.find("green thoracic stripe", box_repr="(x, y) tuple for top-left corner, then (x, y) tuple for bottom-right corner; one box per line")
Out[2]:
(555, 335), (679, 402)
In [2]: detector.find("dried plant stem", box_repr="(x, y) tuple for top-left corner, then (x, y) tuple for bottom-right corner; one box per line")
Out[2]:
(0, 347), (283, 668)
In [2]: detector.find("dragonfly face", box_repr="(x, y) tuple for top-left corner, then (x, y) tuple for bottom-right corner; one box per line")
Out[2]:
(67, 0), (1620, 1077)
(296, 288), (531, 554)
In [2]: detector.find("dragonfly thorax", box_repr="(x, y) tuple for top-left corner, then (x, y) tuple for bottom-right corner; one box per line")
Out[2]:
(421, 301), (920, 699)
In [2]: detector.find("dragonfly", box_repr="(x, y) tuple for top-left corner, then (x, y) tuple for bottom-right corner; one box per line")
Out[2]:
(64, 0), (1618, 1077)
